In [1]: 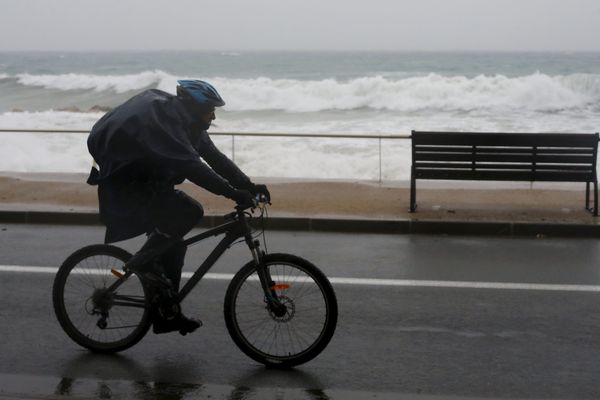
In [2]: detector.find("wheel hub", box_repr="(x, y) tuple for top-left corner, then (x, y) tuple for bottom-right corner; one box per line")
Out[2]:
(88, 288), (114, 314)
(267, 295), (295, 322)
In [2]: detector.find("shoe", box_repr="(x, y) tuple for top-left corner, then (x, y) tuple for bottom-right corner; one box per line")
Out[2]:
(153, 313), (202, 336)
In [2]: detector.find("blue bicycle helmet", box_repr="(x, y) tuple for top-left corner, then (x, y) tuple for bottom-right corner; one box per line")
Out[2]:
(177, 80), (225, 107)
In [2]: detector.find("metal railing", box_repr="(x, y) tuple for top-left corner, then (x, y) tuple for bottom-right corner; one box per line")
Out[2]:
(0, 129), (411, 182)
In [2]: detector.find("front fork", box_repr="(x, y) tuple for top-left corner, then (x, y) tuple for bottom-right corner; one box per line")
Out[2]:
(246, 236), (287, 317)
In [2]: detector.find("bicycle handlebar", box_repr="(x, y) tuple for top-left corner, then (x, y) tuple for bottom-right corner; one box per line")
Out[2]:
(234, 194), (270, 213)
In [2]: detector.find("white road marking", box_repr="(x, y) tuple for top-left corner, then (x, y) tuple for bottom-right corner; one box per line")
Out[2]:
(2, 264), (600, 292)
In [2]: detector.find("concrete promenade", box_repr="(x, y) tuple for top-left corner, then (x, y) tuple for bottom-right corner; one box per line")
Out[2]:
(1, 172), (599, 236)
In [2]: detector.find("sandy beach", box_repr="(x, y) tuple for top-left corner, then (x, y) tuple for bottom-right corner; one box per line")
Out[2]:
(0, 173), (598, 226)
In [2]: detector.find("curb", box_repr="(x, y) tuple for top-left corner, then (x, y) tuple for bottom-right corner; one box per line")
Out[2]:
(1, 210), (600, 238)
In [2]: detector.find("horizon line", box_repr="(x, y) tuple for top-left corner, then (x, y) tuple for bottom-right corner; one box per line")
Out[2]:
(1, 48), (600, 54)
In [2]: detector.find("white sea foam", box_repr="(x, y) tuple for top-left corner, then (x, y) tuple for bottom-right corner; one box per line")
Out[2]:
(0, 110), (103, 130)
(0, 132), (91, 173)
(213, 73), (600, 113)
(15, 70), (176, 94)
(0, 110), (410, 178)
(0, 103), (598, 178)
(8, 70), (600, 113)
(2, 70), (599, 178)
(0, 128), (410, 179)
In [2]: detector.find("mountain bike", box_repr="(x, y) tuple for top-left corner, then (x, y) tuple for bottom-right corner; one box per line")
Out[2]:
(52, 198), (338, 367)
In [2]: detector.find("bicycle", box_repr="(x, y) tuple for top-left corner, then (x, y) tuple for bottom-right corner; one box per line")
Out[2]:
(52, 198), (338, 367)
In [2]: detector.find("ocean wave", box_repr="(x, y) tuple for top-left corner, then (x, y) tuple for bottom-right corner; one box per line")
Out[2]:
(1, 105), (599, 174)
(2, 105), (599, 135)
(214, 73), (600, 113)
(0, 110), (104, 130)
(5, 70), (600, 113)
(15, 70), (176, 94)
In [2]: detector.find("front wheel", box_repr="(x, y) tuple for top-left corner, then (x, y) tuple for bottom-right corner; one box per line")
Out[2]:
(224, 253), (338, 367)
(52, 244), (153, 353)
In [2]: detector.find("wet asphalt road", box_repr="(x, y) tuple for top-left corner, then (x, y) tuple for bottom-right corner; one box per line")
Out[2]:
(2, 224), (600, 399)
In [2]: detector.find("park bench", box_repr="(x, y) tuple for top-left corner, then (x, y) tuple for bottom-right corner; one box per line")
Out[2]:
(410, 131), (599, 216)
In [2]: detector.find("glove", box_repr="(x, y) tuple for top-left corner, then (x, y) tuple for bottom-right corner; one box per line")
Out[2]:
(250, 183), (271, 203)
(230, 189), (254, 206)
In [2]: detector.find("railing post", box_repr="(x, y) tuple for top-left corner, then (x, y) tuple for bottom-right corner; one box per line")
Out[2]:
(232, 135), (235, 162)
(378, 137), (382, 183)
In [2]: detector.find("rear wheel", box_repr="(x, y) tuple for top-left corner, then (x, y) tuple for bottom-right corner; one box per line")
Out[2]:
(52, 244), (152, 353)
(224, 253), (338, 367)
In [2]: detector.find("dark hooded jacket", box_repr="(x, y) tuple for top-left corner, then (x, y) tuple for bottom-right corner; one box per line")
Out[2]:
(87, 89), (253, 243)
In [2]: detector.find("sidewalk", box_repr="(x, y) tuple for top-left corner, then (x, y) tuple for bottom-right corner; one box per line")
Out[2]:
(1, 173), (599, 237)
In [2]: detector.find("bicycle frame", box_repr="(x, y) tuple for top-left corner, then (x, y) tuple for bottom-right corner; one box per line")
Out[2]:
(109, 206), (283, 310)
(178, 208), (263, 301)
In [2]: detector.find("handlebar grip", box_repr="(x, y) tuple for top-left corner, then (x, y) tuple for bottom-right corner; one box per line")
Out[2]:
(255, 193), (271, 205)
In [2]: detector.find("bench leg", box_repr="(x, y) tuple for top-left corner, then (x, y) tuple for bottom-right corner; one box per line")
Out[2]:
(586, 181), (590, 210)
(595, 180), (598, 217)
(410, 173), (417, 213)
(585, 181), (598, 216)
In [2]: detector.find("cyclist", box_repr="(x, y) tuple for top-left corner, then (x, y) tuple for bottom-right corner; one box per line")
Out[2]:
(86, 80), (270, 335)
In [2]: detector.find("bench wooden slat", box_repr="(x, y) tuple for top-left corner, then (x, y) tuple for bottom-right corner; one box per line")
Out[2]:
(415, 169), (593, 182)
(414, 153), (595, 164)
(412, 132), (598, 147)
(414, 146), (595, 155)
(414, 163), (595, 171)
(535, 148), (595, 155)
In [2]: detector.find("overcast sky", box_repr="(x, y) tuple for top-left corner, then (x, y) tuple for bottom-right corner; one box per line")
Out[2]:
(1, 0), (599, 52)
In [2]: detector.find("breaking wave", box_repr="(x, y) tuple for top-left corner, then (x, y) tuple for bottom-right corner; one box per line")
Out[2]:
(213, 73), (600, 113)
(14, 70), (175, 94)
(3, 70), (599, 113)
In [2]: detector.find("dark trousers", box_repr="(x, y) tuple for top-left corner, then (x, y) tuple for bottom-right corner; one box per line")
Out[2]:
(148, 189), (204, 239)
(100, 177), (204, 288)
(148, 189), (204, 290)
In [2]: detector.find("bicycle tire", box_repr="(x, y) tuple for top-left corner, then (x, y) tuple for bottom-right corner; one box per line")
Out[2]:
(224, 253), (338, 367)
(52, 244), (152, 353)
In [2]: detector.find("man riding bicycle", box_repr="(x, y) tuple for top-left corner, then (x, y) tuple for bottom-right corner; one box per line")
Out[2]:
(86, 80), (270, 335)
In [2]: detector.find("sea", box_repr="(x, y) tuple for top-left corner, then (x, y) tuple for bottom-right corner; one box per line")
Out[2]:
(1, 51), (599, 180)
